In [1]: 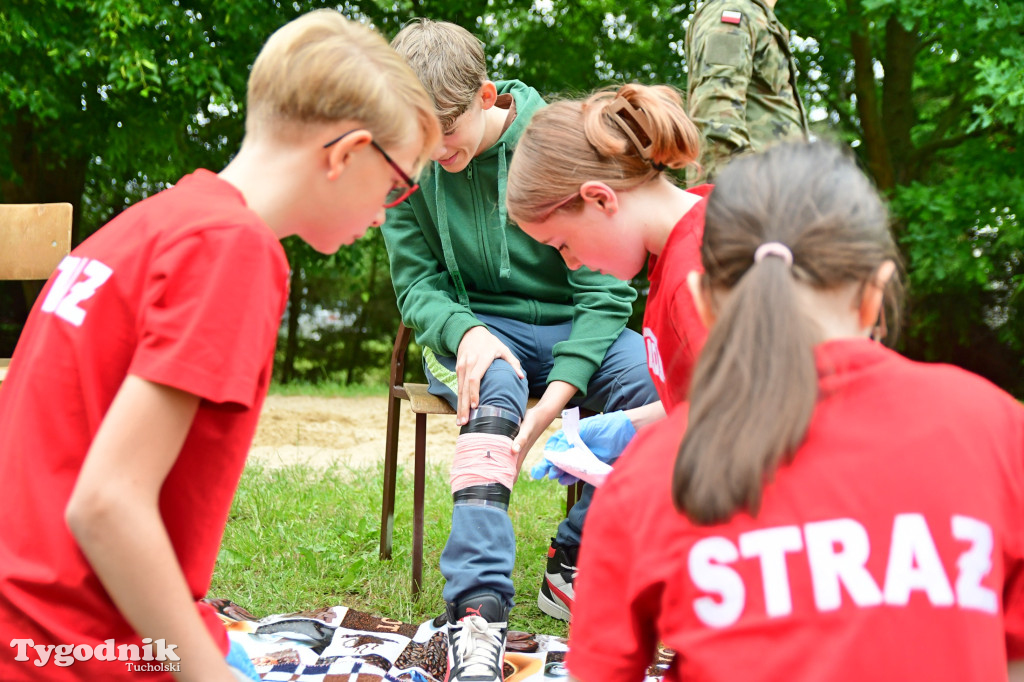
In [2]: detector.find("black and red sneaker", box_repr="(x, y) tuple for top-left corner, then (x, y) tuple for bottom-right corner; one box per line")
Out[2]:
(444, 592), (508, 682)
(537, 538), (578, 621)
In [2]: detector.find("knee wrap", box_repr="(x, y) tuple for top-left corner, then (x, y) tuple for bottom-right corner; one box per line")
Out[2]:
(450, 406), (521, 501)
(459, 405), (521, 438)
(452, 483), (512, 510)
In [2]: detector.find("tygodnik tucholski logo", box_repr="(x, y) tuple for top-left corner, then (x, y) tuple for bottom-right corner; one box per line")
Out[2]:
(9, 637), (181, 672)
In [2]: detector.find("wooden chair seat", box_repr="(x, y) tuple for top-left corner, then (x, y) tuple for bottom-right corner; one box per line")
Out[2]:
(379, 321), (584, 595)
(402, 383), (454, 415)
(0, 204), (73, 387)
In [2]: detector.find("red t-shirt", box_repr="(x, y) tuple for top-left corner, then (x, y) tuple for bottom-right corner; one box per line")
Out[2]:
(569, 339), (1024, 681)
(0, 170), (290, 680)
(643, 184), (712, 410)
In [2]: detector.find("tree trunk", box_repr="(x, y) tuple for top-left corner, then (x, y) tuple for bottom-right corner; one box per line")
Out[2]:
(281, 265), (303, 383)
(846, 0), (895, 192)
(344, 239), (383, 385)
(881, 14), (918, 188)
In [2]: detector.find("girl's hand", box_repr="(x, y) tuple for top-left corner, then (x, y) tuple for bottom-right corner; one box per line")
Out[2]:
(512, 380), (578, 470)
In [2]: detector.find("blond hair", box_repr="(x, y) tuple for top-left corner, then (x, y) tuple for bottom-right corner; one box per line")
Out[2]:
(390, 18), (487, 132)
(507, 84), (702, 225)
(246, 10), (440, 172)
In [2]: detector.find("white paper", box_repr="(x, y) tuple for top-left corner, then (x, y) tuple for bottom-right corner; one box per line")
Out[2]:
(543, 408), (613, 487)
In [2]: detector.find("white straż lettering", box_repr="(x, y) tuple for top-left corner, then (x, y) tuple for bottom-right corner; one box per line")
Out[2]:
(690, 536), (745, 628)
(739, 525), (803, 618)
(952, 515), (998, 613)
(883, 513), (954, 606)
(40, 255), (113, 327)
(804, 518), (882, 611)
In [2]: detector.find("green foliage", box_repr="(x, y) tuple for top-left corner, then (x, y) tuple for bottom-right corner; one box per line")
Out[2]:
(2, 0), (1022, 393)
(784, 0), (1024, 394)
(210, 461), (570, 635)
(268, 380), (388, 398)
(276, 230), (399, 385)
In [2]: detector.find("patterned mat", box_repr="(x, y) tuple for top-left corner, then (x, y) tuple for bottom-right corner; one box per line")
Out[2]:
(206, 598), (671, 681)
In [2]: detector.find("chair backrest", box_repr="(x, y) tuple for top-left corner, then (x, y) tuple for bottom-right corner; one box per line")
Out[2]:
(389, 321), (415, 398)
(0, 203), (73, 280)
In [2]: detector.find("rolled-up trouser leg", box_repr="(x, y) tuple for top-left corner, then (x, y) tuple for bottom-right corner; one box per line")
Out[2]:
(441, 406), (521, 605)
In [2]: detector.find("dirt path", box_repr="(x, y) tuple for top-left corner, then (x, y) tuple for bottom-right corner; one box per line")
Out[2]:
(248, 395), (558, 472)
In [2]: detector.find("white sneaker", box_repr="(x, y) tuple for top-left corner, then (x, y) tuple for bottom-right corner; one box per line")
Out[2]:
(445, 592), (508, 682)
(537, 538), (577, 622)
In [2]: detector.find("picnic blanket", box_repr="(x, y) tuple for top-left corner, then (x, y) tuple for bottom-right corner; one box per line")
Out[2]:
(205, 598), (672, 681)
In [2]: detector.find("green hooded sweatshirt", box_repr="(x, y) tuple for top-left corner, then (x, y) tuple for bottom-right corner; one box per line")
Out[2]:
(381, 80), (637, 394)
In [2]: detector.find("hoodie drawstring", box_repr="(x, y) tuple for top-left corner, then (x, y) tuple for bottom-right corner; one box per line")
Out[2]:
(496, 145), (511, 280)
(436, 182), (471, 308)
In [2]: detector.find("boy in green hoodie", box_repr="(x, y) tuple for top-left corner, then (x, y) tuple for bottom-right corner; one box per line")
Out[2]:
(382, 19), (658, 681)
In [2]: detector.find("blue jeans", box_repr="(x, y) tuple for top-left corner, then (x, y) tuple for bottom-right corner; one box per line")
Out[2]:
(425, 314), (658, 605)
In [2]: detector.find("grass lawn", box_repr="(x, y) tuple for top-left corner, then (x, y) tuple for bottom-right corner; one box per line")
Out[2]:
(210, 460), (572, 638)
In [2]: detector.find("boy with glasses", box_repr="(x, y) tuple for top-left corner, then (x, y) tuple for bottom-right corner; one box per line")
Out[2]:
(383, 18), (658, 682)
(0, 11), (438, 682)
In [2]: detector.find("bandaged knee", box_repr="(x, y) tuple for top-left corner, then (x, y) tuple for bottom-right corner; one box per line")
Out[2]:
(450, 406), (521, 504)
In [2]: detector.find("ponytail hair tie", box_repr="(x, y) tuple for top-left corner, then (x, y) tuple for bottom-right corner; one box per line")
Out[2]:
(753, 242), (793, 266)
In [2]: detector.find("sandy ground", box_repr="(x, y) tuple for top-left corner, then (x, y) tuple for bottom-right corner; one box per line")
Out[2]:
(248, 394), (559, 472)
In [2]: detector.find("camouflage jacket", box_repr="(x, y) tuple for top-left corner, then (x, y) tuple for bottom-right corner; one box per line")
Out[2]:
(686, 0), (809, 181)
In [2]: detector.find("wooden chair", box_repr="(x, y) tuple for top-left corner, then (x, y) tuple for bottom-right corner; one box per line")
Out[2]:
(0, 203), (73, 385)
(379, 321), (585, 595)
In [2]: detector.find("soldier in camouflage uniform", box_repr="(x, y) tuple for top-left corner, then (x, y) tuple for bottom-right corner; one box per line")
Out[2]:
(685, 0), (809, 181)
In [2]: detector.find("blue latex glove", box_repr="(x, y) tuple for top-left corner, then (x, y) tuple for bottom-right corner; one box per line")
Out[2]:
(531, 411), (637, 485)
(531, 431), (580, 485)
(574, 410), (637, 464)
(226, 639), (261, 681)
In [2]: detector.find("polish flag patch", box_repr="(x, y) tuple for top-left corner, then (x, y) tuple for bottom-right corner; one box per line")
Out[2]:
(721, 10), (742, 24)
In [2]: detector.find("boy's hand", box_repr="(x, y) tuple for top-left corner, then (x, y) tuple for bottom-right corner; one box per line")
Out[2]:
(455, 326), (524, 424)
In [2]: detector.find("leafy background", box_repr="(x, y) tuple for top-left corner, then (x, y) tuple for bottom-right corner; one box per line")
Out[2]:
(2, 0), (1021, 394)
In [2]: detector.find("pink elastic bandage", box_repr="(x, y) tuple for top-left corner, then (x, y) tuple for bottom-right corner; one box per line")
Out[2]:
(450, 433), (518, 493)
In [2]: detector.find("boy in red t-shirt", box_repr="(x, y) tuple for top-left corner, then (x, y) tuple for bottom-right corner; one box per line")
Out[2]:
(0, 10), (439, 682)
(567, 142), (1024, 680)
(505, 83), (707, 620)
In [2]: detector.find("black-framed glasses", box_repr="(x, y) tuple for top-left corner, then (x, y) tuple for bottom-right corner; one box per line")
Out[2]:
(323, 130), (420, 208)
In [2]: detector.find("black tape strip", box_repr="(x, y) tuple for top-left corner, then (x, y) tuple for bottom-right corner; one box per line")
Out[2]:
(460, 415), (520, 438)
(453, 483), (512, 509)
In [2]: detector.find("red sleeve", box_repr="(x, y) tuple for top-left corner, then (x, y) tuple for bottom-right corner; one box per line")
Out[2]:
(131, 224), (287, 407)
(566, 441), (660, 681)
(197, 599), (231, 656)
(665, 201), (708, 402)
(666, 283), (706, 398)
(1004, 403), (1024, 659)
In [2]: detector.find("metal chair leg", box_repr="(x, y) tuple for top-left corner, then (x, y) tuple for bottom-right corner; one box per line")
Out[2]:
(412, 412), (428, 596)
(380, 394), (402, 560)
(566, 480), (582, 513)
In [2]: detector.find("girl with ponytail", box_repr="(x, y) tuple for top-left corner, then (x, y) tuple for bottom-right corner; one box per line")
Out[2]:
(509, 84), (708, 488)
(562, 141), (1024, 682)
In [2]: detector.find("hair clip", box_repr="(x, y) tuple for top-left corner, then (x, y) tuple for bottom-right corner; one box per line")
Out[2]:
(607, 96), (666, 171)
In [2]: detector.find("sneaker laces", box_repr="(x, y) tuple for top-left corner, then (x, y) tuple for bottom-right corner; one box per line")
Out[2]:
(453, 615), (505, 676)
(560, 561), (578, 581)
